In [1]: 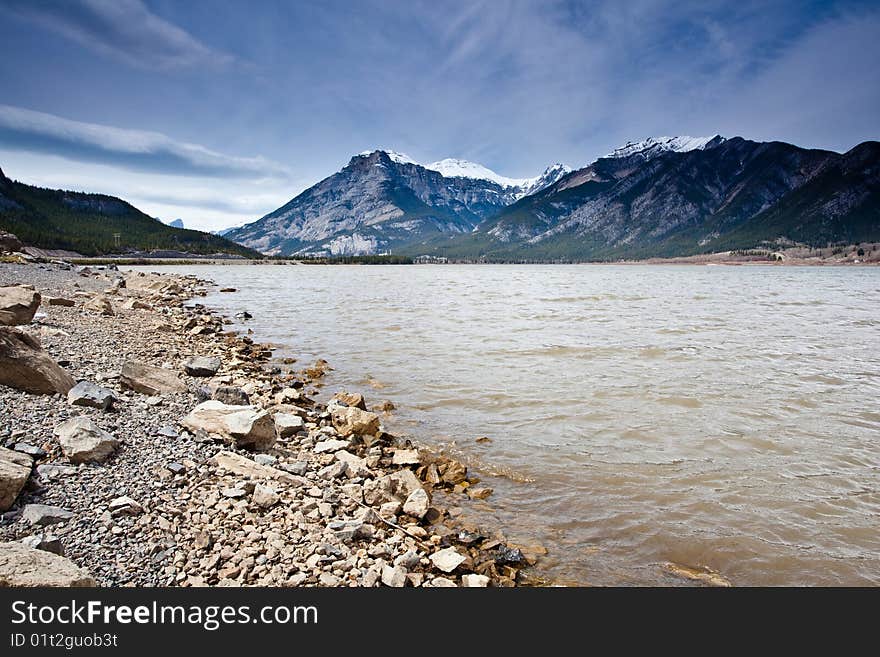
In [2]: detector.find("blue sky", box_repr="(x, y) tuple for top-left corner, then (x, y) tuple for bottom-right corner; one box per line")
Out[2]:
(0, 0), (878, 231)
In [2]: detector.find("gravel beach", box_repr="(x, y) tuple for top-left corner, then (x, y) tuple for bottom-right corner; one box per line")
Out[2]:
(0, 262), (535, 587)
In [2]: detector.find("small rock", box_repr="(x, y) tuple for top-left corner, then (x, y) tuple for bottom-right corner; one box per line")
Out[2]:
(381, 565), (408, 588)
(466, 486), (493, 500)
(252, 484), (280, 508)
(0, 447), (31, 511)
(392, 449), (421, 466)
(253, 454), (277, 466)
(462, 574), (490, 587)
(275, 413), (304, 437)
(22, 504), (74, 527)
(47, 297), (75, 307)
(0, 327), (75, 394)
(184, 356), (221, 377)
(20, 533), (64, 556)
(67, 380), (117, 410)
(54, 417), (120, 463)
(0, 285), (41, 325)
(426, 577), (457, 587)
(108, 496), (143, 516)
(120, 361), (185, 395)
(403, 488), (430, 519)
(330, 405), (380, 437)
(430, 547), (466, 573)
(314, 438), (350, 454)
(83, 295), (114, 316)
(213, 386), (250, 406)
(156, 425), (179, 439)
(221, 487), (247, 499)
(166, 462), (186, 475)
(12, 442), (46, 459)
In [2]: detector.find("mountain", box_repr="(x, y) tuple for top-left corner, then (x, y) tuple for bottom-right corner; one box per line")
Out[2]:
(410, 136), (880, 261)
(0, 167), (258, 258)
(225, 150), (569, 256)
(165, 218), (184, 228)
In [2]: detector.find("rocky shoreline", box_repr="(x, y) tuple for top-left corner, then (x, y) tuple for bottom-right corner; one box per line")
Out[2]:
(0, 262), (537, 587)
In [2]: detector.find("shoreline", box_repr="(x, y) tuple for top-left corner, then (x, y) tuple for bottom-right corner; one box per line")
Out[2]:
(0, 262), (538, 587)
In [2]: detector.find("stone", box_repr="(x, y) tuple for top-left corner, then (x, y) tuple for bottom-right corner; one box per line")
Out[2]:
(0, 231), (22, 253)
(253, 454), (276, 466)
(381, 564), (408, 588)
(466, 486), (493, 500)
(22, 504), (74, 526)
(184, 356), (221, 377)
(181, 401), (276, 451)
(319, 572), (340, 586)
(426, 577), (457, 587)
(0, 327), (75, 394)
(156, 425), (179, 439)
(120, 361), (186, 395)
(333, 391), (367, 410)
(36, 464), (76, 480)
(20, 533), (64, 556)
(54, 417), (120, 463)
(280, 461), (308, 476)
(440, 459), (468, 485)
(122, 299), (152, 310)
(275, 413), (304, 437)
(494, 545), (525, 565)
(12, 442), (46, 458)
(274, 388), (301, 404)
(252, 484), (280, 508)
(403, 488), (430, 519)
(334, 450), (371, 477)
(213, 386), (250, 406)
(462, 574), (490, 587)
(213, 450), (302, 485)
(330, 405), (380, 437)
(314, 438), (350, 454)
(0, 285), (40, 325)
(67, 380), (117, 410)
(221, 487), (247, 499)
(166, 462), (186, 475)
(108, 496), (143, 516)
(219, 287), (237, 292)
(329, 520), (373, 541)
(392, 449), (421, 466)
(47, 297), (75, 307)
(83, 295), (114, 316)
(394, 550), (422, 570)
(0, 542), (94, 587)
(373, 400), (396, 412)
(430, 547), (466, 573)
(662, 563), (732, 587)
(0, 447), (31, 511)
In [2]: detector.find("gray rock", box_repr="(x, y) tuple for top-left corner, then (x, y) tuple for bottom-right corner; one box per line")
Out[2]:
(253, 454), (276, 466)
(0, 327), (75, 394)
(12, 442), (46, 458)
(329, 520), (373, 542)
(274, 413), (304, 438)
(54, 417), (120, 463)
(392, 449), (421, 466)
(280, 461), (308, 476)
(0, 542), (94, 586)
(221, 487), (247, 499)
(314, 438), (350, 454)
(20, 533), (64, 556)
(108, 496), (143, 516)
(120, 361), (186, 395)
(36, 464), (77, 480)
(0, 285), (40, 325)
(426, 577), (458, 588)
(181, 401), (276, 452)
(184, 356), (221, 377)
(166, 462), (186, 475)
(0, 447), (31, 511)
(156, 425), (179, 439)
(67, 380), (117, 410)
(213, 386), (250, 406)
(394, 550), (422, 570)
(22, 504), (74, 526)
(83, 295), (114, 316)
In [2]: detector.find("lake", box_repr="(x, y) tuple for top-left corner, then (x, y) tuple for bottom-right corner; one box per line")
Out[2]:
(137, 263), (880, 585)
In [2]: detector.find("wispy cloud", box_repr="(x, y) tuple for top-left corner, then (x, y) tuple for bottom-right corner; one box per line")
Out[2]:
(0, 104), (291, 179)
(3, 0), (234, 70)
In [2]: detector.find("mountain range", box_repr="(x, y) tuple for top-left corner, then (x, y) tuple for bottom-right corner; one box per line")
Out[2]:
(0, 167), (257, 258)
(227, 136), (880, 260)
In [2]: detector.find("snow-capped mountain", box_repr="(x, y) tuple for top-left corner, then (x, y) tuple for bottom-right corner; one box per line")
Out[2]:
(226, 150), (569, 256)
(606, 135), (726, 160)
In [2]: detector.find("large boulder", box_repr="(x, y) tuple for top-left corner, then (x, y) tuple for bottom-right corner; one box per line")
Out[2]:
(120, 361), (186, 395)
(182, 401), (276, 451)
(0, 542), (95, 587)
(0, 328), (75, 394)
(67, 380), (116, 410)
(331, 405), (380, 437)
(54, 417), (120, 463)
(0, 231), (22, 253)
(0, 285), (41, 325)
(0, 447), (31, 511)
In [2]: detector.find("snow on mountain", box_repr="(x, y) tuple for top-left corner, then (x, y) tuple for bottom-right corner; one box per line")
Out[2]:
(423, 158), (531, 188)
(606, 135), (725, 159)
(518, 163), (573, 198)
(357, 149), (418, 165)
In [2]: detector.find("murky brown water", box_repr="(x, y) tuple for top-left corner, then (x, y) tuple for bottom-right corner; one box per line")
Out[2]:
(137, 263), (880, 585)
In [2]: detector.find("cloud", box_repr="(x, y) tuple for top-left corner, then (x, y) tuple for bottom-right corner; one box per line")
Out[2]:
(0, 104), (291, 179)
(3, 0), (234, 70)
